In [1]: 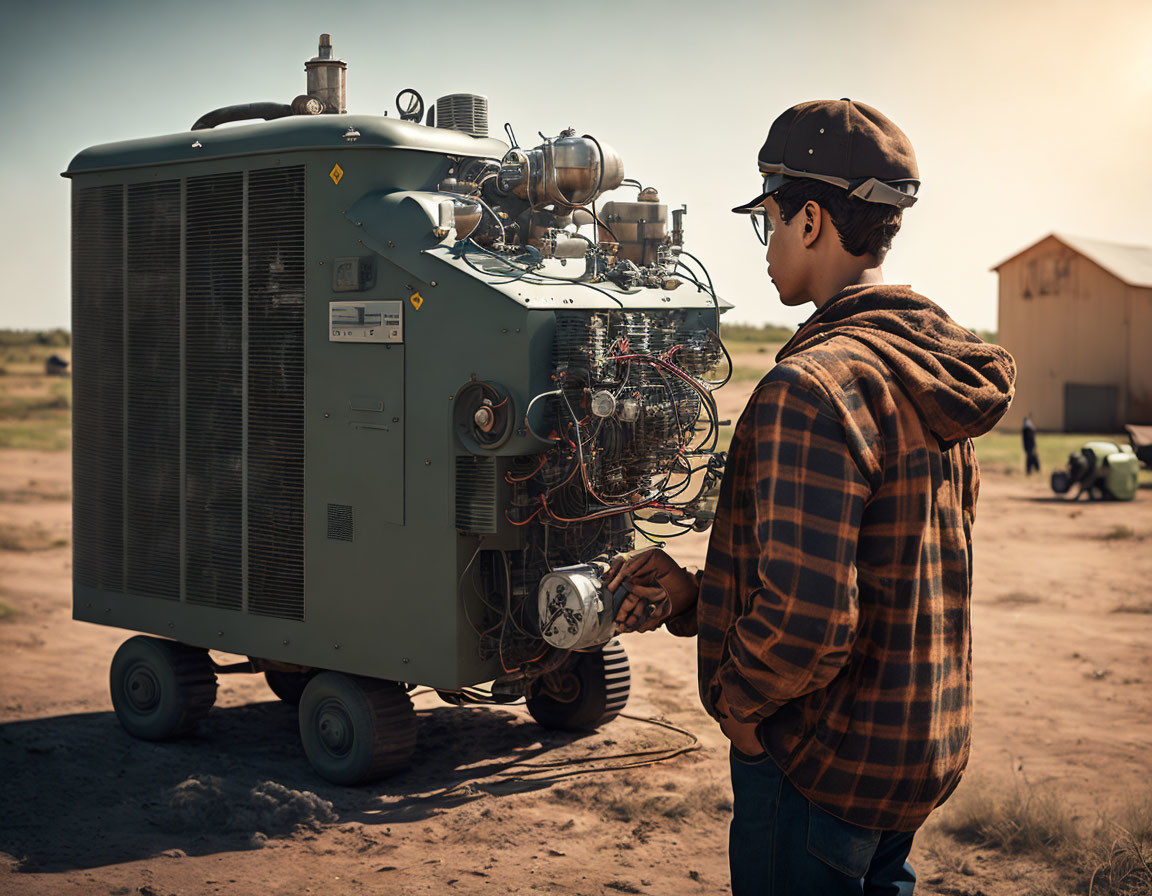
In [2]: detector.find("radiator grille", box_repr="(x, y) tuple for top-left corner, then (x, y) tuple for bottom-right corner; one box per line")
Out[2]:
(72, 165), (306, 619)
(185, 173), (243, 610)
(247, 167), (306, 620)
(125, 181), (181, 601)
(455, 456), (498, 534)
(72, 185), (124, 591)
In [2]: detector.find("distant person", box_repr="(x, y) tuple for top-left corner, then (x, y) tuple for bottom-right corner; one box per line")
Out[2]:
(606, 99), (1016, 895)
(1022, 415), (1039, 474)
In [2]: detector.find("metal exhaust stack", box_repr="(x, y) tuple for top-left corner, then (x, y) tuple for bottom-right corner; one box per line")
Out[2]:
(305, 34), (347, 114)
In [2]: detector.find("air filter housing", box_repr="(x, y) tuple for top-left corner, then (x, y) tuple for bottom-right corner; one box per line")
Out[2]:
(434, 94), (489, 138)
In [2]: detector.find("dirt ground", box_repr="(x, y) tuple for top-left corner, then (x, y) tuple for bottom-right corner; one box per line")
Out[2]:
(2, 360), (1151, 896)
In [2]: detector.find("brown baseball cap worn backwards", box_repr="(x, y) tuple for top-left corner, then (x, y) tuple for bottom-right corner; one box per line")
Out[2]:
(733, 99), (919, 214)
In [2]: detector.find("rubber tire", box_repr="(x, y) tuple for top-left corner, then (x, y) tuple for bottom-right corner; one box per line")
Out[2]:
(298, 672), (419, 785)
(109, 636), (218, 741)
(526, 638), (630, 732)
(264, 669), (316, 706)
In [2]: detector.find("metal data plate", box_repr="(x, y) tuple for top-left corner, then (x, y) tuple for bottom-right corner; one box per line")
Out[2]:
(329, 300), (403, 343)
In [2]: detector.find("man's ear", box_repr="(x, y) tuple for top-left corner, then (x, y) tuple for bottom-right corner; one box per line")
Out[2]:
(801, 200), (821, 247)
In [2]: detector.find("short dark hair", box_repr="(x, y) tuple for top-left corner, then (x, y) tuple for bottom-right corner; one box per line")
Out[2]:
(772, 178), (904, 262)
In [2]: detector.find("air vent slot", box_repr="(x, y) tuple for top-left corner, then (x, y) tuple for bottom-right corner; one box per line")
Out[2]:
(185, 172), (243, 610)
(327, 504), (354, 542)
(455, 456), (498, 534)
(434, 94), (489, 138)
(72, 184), (124, 592)
(246, 166), (306, 621)
(125, 180), (181, 601)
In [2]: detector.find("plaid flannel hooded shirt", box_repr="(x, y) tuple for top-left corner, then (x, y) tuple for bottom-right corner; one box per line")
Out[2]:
(674, 283), (1015, 831)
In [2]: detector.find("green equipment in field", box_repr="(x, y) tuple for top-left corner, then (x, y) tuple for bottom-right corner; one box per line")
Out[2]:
(65, 35), (730, 784)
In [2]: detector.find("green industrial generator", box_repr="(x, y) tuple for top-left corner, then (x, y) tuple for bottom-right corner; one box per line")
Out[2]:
(66, 35), (729, 783)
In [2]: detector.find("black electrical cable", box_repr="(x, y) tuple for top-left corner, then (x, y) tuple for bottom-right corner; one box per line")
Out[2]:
(703, 329), (734, 389)
(678, 249), (716, 297)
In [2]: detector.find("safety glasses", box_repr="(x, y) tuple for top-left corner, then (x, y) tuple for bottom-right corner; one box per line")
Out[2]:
(749, 207), (772, 246)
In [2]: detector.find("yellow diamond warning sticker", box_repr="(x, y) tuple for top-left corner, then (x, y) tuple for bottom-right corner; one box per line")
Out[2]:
(410, 292), (424, 310)
(329, 164), (344, 185)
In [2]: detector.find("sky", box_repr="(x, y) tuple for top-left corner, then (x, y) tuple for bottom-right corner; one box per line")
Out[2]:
(1, 0), (1150, 332)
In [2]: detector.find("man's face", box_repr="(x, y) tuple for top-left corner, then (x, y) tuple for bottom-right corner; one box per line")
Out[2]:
(761, 197), (810, 306)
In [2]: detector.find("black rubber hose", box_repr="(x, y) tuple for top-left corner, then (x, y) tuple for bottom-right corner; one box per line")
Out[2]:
(191, 102), (294, 131)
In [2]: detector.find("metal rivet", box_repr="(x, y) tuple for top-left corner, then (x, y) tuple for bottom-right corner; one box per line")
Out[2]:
(324, 412), (330, 418)
(334, 644), (340, 650)
(217, 630), (223, 637)
(425, 460), (431, 465)
(430, 281), (437, 287)
(501, 328), (508, 334)
(808, 149), (814, 154)
(402, 657), (410, 664)
(819, 128), (825, 134)
(283, 639), (290, 646)
(392, 416), (399, 423)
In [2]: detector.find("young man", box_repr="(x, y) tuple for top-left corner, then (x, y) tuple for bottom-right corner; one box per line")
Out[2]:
(606, 100), (1016, 894)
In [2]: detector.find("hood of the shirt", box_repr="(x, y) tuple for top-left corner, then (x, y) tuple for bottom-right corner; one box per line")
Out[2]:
(775, 284), (1016, 442)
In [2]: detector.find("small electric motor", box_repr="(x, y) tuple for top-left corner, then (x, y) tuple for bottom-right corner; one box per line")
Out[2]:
(537, 564), (625, 650)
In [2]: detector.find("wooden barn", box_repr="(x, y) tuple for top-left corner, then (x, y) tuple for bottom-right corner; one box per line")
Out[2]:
(993, 233), (1152, 432)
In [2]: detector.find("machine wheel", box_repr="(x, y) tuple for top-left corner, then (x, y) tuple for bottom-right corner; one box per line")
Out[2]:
(298, 672), (419, 785)
(264, 669), (316, 706)
(526, 638), (630, 732)
(109, 636), (218, 741)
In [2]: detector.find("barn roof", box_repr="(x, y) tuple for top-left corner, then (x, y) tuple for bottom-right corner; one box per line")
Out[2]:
(992, 233), (1152, 288)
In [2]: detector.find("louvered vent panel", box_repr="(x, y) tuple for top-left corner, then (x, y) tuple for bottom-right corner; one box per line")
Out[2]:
(185, 173), (243, 610)
(246, 166), (306, 620)
(455, 456), (498, 533)
(72, 185), (124, 591)
(327, 504), (354, 542)
(125, 181), (181, 600)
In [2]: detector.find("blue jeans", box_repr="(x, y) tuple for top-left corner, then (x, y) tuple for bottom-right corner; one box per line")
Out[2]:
(729, 748), (917, 895)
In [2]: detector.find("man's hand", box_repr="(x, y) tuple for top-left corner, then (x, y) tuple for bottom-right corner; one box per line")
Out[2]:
(604, 549), (698, 633)
(716, 692), (765, 757)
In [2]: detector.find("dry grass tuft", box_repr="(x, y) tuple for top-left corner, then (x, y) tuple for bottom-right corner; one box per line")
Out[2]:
(0, 523), (69, 552)
(0, 375), (71, 451)
(936, 775), (1152, 895)
(1098, 525), (1139, 542)
(941, 774), (1077, 855)
(0, 600), (17, 621)
(1112, 602), (1152, 615)
(994, 591), (1043, 606)
(549, 773), (729, 824)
